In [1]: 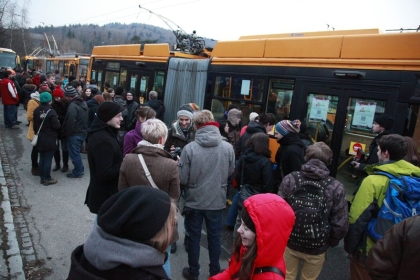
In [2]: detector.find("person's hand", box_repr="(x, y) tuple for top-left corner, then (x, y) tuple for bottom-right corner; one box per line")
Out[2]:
(224, 124), (229, 134)
(351, 161), (360, 169)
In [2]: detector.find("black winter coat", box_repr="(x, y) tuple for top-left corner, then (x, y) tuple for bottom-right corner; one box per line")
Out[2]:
(124, 100), (139, 131)
(358, 129), (394, 171)
(62, 97), (88, 138)
(33, 104), (60, 151)
(84, 116), (123, 214)
(51, 99), (68, 139)
(67, 245), (168, 280)
(144, 99), (165, 121)
(86, 98), (100, 129)
(235, 150), (276, 198)
(236, 121), (266, 157)
(274, 133), (305, 183)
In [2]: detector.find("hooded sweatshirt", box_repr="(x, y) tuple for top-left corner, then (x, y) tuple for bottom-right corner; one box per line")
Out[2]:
(210, 193), (295, 280)
(179, 124), (235, 210)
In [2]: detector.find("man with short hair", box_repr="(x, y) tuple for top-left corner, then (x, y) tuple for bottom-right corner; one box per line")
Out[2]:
(344, 134), (420, 280)
(62, 85), (88, 178)
(70, 80), (82, 95)
(179, 110), (235, 280)
(144, 90), (165, 121)
(45, 73), (56, 92)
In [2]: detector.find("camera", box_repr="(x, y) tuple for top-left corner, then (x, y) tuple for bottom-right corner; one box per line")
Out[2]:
(170, 147), (182, 160)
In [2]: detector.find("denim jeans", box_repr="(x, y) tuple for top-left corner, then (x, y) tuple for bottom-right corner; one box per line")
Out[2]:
(67, 135), (85, 176)
(184, 208), (223, 278)
(225, 191), (239, 227)
(3, 104), (17, 127)
(39, 149), (55, 182)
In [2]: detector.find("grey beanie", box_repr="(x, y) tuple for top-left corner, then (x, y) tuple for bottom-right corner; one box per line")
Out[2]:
(64, 85), (77, 97)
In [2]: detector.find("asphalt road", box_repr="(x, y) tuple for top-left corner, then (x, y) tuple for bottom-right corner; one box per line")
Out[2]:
(2, 106), (350, 279)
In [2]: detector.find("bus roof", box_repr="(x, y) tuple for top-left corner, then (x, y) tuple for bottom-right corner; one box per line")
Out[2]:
(91, 44), (210, 60)
(0, 48), (16, 54)
(211, 32), (420, 71)
(238, 28), (381, 39)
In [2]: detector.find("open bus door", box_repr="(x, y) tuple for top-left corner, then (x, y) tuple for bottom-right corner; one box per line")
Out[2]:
(300, 83), (398, 201)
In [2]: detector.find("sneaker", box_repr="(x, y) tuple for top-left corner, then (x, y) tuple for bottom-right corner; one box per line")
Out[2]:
(182, 267), (198, 280)
(42, 178), (57, 186)
(226, 199), (232, 206)
(67, 173), (83, 178)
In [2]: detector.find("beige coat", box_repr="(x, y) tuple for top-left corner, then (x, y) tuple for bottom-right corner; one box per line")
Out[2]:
(118, 144), (180, 199)
(26, 98), (41, 141)
(119, 143), (181, 243)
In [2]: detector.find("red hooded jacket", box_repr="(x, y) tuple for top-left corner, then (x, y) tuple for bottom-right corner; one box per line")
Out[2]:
(210, 194), (295, 280)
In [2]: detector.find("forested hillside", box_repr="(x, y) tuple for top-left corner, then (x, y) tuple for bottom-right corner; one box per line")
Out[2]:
(27, 22), (177, 55)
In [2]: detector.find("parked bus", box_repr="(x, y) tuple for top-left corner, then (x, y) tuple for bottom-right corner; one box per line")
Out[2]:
(87, 30), (420, 196)
(23, 55), (90, 80)
(0, 47), (20, 70)
(87, 43), (209, 103)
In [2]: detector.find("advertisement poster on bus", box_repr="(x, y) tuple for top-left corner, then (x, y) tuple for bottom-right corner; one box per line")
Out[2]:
(309, 95), (329, 122)
(351, 100), (376, 131)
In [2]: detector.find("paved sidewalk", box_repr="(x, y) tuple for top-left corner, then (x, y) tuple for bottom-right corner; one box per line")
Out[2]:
(0, 154), (25, 279)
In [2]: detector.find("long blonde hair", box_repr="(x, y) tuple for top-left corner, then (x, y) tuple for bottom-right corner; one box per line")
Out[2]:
(149, 201), (177, 253)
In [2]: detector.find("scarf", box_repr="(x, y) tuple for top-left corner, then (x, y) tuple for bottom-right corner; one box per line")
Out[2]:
(137, 139), (164, 150)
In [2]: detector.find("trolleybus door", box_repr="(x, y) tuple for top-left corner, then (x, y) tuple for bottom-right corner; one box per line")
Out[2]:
(128, 70), (152, 104)
(302, 84), (396, 201)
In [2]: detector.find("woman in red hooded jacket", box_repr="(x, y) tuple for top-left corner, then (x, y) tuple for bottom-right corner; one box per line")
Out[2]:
(210, 193), (295, 280)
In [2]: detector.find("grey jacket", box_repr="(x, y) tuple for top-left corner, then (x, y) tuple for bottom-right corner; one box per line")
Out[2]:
(179, 124), (235, 210)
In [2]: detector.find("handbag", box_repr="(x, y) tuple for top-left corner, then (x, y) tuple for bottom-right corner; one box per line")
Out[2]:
(31, 109), (51, 147)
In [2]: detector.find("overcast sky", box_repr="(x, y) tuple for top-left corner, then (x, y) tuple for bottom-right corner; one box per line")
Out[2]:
(21, 0), (420, 41)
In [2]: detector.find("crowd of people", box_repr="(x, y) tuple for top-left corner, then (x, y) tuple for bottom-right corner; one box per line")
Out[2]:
(1, 67), (420, 280)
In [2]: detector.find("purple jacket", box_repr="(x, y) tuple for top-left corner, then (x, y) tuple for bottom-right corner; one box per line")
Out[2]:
(123, 121), (143, 157)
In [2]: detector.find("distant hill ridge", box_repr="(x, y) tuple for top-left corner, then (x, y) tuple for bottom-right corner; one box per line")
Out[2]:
(28, 22), (178, 55)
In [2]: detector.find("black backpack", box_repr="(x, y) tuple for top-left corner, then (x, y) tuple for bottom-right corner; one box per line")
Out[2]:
(287, 171), (332, 250)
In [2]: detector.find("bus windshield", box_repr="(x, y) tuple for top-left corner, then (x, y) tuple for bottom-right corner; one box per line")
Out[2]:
(0, 52), (16, 69)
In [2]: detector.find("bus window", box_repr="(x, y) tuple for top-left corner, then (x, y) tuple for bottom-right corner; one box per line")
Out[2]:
(63, 62), (69, 77)
(97, 70), (103, 88)
(79, 59), (89, 78)
(47, 61), (54, 73)
(139, 76), (149, 101)
(119, 67), (127, 89)
(267, 79), (295, 121)
(214, 76), (264, 102)
(69, 64), (76, 77)
(154, 71), (165, 99)
(129, 74), (138, 93)
(105, 71), (119, 88)
(58, 61), (64, 76)
(305, 93), (338, 144)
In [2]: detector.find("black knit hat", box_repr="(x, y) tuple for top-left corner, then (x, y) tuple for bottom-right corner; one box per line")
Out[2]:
(97, 186), (171, 243)
(96, 102), (124, 123)
(374, 114), (394, 130)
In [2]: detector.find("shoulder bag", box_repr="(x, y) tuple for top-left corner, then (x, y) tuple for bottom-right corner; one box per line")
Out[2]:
(31, 109), (51, 147)
(238, 161), (258, 208)
(138, 154), (159, 189)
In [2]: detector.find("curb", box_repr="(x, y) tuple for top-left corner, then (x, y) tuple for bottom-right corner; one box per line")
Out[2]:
(0, 161), (25, 280)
